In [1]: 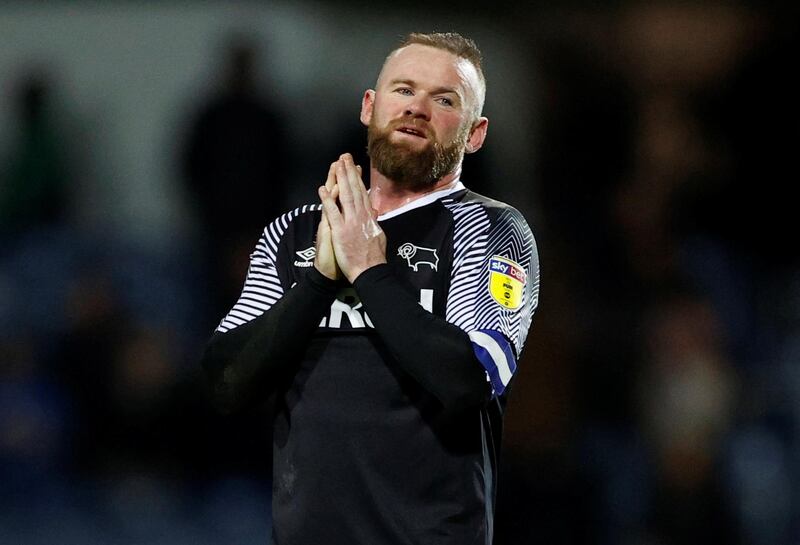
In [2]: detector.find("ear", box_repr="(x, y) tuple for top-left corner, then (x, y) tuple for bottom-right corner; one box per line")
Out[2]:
(360, 89), (375, 127)
(464, 117), (489, 154)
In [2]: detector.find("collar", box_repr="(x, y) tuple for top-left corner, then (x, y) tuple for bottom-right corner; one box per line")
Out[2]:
(376, 181), (466, 221)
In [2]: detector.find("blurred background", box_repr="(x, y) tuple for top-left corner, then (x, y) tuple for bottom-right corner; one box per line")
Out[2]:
(0, 2), (798, 544)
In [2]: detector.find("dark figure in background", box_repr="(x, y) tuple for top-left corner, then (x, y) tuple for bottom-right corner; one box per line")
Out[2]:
(0, 72), (69, 236)
(183, 36), (288, 321)
(202, 32), (539, 545)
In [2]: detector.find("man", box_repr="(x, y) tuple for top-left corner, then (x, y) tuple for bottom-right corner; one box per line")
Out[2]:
(202, 32), (540, 545)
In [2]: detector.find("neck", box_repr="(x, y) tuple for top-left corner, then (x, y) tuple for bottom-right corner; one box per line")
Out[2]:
(368, 164), (462, 216)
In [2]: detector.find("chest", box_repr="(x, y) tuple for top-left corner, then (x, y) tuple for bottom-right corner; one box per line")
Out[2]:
(281, 206), (455, 331)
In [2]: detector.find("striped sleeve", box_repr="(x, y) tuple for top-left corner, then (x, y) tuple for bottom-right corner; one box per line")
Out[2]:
(215, 205), (320, 333)
(443, 200), (539, 395)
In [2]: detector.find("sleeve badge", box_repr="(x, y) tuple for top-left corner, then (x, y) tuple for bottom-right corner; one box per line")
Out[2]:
(488, 256), (526, 310)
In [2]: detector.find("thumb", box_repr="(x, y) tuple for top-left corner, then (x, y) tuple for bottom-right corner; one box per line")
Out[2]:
(318, 211), (331, 238)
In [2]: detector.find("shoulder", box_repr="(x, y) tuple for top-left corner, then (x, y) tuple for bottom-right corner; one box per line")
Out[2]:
(443, 189), (533, 233)
(260, 204), (321, 235)
(255, 204), (322, 255)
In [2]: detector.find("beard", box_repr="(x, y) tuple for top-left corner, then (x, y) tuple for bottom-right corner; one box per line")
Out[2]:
(366, 116), (469, 191)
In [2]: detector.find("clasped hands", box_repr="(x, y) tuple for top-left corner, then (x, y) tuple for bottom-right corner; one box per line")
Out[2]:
(314, 153), (387, 283)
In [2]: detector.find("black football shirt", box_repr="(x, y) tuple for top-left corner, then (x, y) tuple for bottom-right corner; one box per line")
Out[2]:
(213, 182), (539, 545)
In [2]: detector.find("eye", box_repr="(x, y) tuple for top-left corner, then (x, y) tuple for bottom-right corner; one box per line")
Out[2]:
(437, 97), (454, 107)
(395, 87), (413, 96)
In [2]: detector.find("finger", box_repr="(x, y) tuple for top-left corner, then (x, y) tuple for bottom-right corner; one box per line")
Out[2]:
(335, 157), (356, 214)
(325, 162), (337, 192)
(342, 154), (366, 215)
(328, 183), (342, 213)
(319, 185), (342, 225)
(356, 165), (370, 218)
(353, 163), (372, 217)
(319, 186), (343, 227)
(343, 154), (364, 193)
(352, 163), (373, 215)
(315, 212), (329, 251)
(327, 164), (340, 212)
(361, 184), (372, 216)
(317, 209), (330, 238)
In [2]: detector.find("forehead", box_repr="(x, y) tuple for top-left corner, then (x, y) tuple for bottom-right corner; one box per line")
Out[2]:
(378, 44), (480, 97)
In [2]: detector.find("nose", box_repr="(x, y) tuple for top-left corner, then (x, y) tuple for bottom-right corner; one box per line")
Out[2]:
(404, 95), (431, 121)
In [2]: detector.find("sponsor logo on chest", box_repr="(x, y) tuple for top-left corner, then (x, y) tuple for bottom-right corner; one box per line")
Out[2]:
(319, 288), (434, 329)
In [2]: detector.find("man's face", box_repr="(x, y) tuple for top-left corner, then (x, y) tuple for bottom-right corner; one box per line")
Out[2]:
(362, 44), (485, 190)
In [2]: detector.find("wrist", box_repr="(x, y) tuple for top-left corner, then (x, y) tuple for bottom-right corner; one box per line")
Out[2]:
(306, 266), (340, 293)
(314, 260), (338, 281)
(346, 259), (387, 284)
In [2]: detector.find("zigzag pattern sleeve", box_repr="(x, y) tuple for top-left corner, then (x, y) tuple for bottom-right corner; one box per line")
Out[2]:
(216, 205), (321, 333)
(443, 201), (491, 329)
(443, 200), (539, 395)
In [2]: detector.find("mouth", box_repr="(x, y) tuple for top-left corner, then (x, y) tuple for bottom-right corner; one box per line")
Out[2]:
(394, 125), (428, 139)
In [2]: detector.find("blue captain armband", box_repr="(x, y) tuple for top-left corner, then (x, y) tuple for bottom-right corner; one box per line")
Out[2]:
(468, 329), (518, 396)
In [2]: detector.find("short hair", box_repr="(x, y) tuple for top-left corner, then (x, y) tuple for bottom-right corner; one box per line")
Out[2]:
(386, 32), (487, 119)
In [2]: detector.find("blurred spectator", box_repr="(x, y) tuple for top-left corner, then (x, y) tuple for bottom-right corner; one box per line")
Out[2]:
(0, 336), (70, 495)
(637, 291), (737, 545)
(54, 266), (235, 480)
(0, 70), (70, 236)
(100, 325), (182, 474)
(56, 270), (130, 473)
(182, 34), (289, 323)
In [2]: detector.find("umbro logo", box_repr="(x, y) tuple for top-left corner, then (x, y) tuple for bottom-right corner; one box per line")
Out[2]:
(294, 246), (315, 267)
(397, 243), (439, 272)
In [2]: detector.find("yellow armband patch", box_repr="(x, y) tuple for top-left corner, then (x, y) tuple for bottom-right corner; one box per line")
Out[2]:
(488, 256), (526, 310)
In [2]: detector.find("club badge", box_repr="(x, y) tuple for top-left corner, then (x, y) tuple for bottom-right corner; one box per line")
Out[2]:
(488, 255), (525, 310)
(397, 243), (439, 272)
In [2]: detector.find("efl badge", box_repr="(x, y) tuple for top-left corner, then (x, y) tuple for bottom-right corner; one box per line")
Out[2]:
(488, 256), (526, 310)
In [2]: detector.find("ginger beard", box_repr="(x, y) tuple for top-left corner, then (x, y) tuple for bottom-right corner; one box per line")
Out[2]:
(367, 116), (471, 191)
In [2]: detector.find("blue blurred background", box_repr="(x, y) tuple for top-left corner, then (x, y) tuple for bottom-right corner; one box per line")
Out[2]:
(1, 2), (798, 544)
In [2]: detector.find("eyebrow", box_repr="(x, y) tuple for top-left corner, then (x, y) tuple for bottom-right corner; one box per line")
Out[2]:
(388, 78), (461, 98)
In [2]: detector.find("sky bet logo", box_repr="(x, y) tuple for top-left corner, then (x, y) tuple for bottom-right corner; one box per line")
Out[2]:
(489, 257), (525, 283)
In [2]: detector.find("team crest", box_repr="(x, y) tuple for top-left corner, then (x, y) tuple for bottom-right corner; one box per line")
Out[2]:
(397, 243), (439, 272)
(488, 256), (526, 310)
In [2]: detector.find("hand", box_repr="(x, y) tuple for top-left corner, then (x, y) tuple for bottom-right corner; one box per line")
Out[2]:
(319, 153), (386, 283)
(314, 163), (341, 280)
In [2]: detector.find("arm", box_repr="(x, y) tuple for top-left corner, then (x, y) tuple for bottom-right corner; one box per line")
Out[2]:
(354, 204), (539, 412)
(353, 264), (491, 412)
(320, 154), (539, 413)
(202, 267), (337, 414)
(201, 210), (339, 414)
